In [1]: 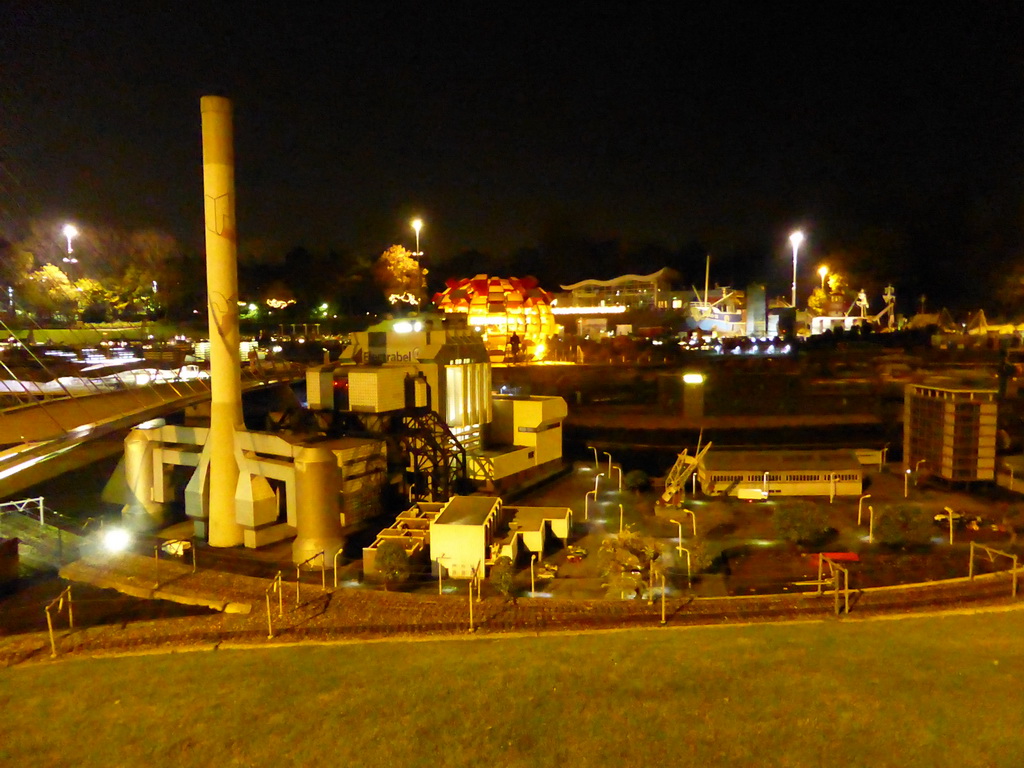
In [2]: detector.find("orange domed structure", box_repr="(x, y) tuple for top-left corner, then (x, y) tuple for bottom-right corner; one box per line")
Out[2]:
(433, 274), (559, 362)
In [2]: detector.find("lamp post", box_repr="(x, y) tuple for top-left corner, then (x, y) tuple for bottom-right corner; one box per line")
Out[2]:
(669, 519), (685, 558)
(943, 506), (956, 546)
(867, 505), (876, 544)
(611, 464), (622, 491)
(411, 218), (423, 257)
(618, 503), (624, 534)
(678, 546), (692, 587)
(818, 265), (828, 292)
(789, 230), (805, 309)
(603, 452), (613, 477)
(587, 445), (599, 471)
(62, 224), (79, 277)
(530, 553), (537, 593)
(660, 574), (667, 625)
(915, 459), (927, 486)
(858, 494), (871, 525)
(584, 490), (597, 521)
(904, 469), (911, 498)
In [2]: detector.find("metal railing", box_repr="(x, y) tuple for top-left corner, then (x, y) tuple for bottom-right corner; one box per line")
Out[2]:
(266, 571), (283, 639)
(153, 538), (196, 589)
(969, 542), (1019, 598)
(295, 551), (325, 604)
(44, 586), (74, 658)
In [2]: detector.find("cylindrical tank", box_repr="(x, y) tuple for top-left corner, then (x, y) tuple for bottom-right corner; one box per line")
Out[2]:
(201, 95), (245, 547)
(291, 445), (345, 565)
(120, 429), (167, 531)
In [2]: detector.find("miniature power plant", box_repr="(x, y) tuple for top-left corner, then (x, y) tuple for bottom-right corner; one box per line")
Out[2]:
(108, 96), (568, 566)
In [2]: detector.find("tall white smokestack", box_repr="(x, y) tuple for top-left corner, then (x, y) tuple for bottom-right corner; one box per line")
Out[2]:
(201, 95), (244, 547)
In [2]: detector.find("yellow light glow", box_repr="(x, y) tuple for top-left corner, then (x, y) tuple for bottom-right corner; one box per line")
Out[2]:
(265, 298), (296, 309)
(790, 230), (804, 247)
(411, 218), (423, 234)
(683, 373), (705, 385)
(818, 265), (828, 279)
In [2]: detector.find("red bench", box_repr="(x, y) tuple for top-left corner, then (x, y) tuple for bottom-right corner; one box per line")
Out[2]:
(810, 552), (860, 567)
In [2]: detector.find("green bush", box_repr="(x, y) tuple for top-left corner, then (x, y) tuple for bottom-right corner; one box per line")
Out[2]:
(624, 470), (651, 494)
(874, 504), (933, 548)
(489, 556), (516, 603)
(374, 540), (411, 590)
(773, 501), (831, 545)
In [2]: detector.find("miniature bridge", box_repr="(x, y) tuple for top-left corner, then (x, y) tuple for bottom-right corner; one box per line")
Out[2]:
(0, 365), (303, 497)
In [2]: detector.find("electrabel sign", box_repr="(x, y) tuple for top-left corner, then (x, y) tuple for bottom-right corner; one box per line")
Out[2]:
(368, 348), (421, 365)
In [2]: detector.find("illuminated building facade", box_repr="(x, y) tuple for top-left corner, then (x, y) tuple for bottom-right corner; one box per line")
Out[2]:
(432, 275), (559, 362)
(558, 268), (679, 311)
(904, 379), (997, 482)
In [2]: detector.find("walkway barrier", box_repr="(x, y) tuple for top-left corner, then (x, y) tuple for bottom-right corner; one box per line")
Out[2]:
(154, 538), (197, 588)
(45, 586), (73, 658)
(969, 542), (1019, 598)
(266, 571), (283, 639)
(295, 551), (325, 605)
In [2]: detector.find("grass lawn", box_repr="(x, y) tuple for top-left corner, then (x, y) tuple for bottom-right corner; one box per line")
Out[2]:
(2, 611), (1023, 768)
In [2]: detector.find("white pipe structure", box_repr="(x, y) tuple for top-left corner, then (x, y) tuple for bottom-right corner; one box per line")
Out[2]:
(201, 95), (244, 547)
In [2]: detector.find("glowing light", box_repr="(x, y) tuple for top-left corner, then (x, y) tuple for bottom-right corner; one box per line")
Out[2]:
(393, 321), (414, 333)
(101, 527), (132, 553)
(682, 373), (704, 385)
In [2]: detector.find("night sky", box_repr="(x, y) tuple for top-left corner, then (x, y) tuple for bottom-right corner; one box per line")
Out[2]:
(3, 3), (1023, 309)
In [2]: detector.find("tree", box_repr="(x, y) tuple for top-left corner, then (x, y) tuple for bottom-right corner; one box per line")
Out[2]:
(624, 470), (650, 495)
(773, 500), (831, 545)
(21, 265), (79, 322)
(489, 556), (516, 603)
(874, 504), (933, 548)
(374, 541), (410, 591)
(373, 245), (427, 309)
(599, 528), (663, 599)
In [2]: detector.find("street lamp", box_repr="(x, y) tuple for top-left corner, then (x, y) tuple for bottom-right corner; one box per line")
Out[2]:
(584, 490), (597, 521)
(669, 519), (685, 558)
(411, 218), (423, 257)
(904, 468), (911, 498)
(603, 451), (613, 477)
(858, 494), (871, 525)
(62, 223), (79, 265)
(789, 230), (805, 308)
(915, 459), (927, 486)
(818, 265), (828, 291)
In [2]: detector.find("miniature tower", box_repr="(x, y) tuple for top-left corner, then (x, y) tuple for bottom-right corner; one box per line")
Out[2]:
(201, 95), (245, 547)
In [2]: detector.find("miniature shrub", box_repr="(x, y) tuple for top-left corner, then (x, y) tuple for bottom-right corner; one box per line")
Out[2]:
(624, 470), (651, 494)
(489, 556), (516, 602)
(874, 504), (933, 548)
(374, 540), (411, 590)
(773, 500), (830, 545)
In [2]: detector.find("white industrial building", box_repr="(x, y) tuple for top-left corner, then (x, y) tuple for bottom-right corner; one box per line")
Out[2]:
(363, 495), (571, 580)
(698, 449), (863, 499)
